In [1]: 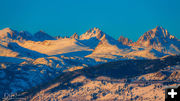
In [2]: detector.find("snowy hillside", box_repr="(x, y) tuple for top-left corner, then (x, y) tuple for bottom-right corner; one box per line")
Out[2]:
(15, 55), (180, 101)
(17, 39), (92, 56)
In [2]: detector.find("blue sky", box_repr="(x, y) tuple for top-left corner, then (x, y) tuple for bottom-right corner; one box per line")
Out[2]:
(0, 0), (180, 41)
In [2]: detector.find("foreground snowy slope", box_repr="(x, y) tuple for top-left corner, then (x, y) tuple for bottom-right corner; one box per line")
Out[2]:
(0, 54), (100, 98)
(14, 55), (180, 101)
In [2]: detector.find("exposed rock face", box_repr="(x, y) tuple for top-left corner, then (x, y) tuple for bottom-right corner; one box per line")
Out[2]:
(135, 26), (180, 54)
(34, 30), (55, 41)
(0, 28), (33, 41)
(136, 26), (178, 47)
(118, 36), (133, 45)
(80, 27), (104, 40)
(70, 33), (79, 39)
(79, 28), (125, 53)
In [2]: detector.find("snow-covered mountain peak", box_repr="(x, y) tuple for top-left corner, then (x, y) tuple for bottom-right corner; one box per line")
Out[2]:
(151, 26), (170, 38)
(0, 27), (14, 35)
(36, 30), (46, 34)
(135, 26), (180, 55)
(19, 31), (34, 40)
(92, 27), (101, 31)
(86, 27), (101, 33)
(0, 27), (19, 39)
(0, 28), (35, 41)
(19, 31), (32, 37)
(1, 27), (13, 32)
(80, 27), (104, 40)
(136, 26), (177, 46)
(34, 30), (55, 41)
(154, 25), (163, 30)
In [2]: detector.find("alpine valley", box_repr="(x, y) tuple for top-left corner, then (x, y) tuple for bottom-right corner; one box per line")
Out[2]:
(0, 26), (180, 101)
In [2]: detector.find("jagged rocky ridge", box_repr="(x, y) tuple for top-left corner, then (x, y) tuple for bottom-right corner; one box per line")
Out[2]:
(118, 36), (133, 46)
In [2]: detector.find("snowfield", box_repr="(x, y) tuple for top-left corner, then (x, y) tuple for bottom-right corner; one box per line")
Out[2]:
(17, 39), (92, 56)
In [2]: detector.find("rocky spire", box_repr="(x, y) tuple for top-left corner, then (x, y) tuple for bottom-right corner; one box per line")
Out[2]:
(118, 36), (133, 45)
(70, 33), (79, 39)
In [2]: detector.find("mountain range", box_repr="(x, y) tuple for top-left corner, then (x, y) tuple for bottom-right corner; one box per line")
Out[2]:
(0, 26), (180, 100)
(1, 26), (179, 59)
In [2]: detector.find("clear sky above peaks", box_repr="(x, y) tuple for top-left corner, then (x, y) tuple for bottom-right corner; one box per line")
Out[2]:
(0, 0), (180, 41)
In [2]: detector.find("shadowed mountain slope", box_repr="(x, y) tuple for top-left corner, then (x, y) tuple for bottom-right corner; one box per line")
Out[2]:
(15, 55), (180, 100)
